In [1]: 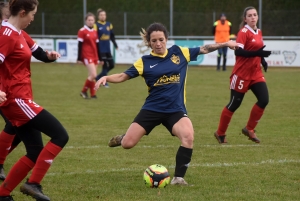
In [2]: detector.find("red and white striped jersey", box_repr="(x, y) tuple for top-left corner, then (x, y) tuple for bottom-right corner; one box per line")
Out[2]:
(77, 25), (99, 61)
(0, 21), (34, 102)
(232, 24), (264, 80)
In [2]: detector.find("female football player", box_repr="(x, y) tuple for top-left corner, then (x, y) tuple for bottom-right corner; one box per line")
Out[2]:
(0, 1), (69, 201)
(214, 6), (271, 144)
(94, 8), (118, 87)
(95, 22), (238, 185)
(77, 12), (102, 99)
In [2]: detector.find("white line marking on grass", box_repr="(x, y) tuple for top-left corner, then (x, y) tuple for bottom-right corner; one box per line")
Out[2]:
(65, 144), (293, 149)
(46, 159), (300, 177)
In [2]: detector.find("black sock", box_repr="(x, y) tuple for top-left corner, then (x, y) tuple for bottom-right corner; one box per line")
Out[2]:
(0, 164), (3, 169)
(174, 146), (193, 177)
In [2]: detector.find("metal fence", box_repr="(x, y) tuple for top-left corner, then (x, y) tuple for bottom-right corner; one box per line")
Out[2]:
(26, 11), (300, 37)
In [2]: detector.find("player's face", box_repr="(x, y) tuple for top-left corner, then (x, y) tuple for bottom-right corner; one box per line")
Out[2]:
(86, 16), (95, 27)
(149, 31), (167, 55)
(21, 6), (37, 29)
(98, 11), (106, 22)
(244, 9), (258, 29)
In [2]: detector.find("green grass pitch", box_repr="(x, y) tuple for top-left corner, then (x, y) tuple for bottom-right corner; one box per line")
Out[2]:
(1, 63), (300, 201)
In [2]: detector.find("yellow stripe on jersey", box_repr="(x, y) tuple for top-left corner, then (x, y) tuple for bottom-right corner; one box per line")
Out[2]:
(179, 47), (191, 62)
(133, 58), (144, 75)
(93, 24), (97, 31)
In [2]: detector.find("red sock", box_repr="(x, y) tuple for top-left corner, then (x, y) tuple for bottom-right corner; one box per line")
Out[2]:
(0, 156), (34, 196)
(217, 107), (234, 135)
(89, 80), (96, 96)
(0, 131), (15, 164)
(81, 79), (90, 93)
(246, 104), (264, 130)
(28, 142), (62, 184)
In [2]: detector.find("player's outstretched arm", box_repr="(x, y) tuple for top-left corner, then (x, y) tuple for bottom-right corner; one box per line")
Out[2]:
(95, 73), (130, 90)
(199, 40), (238, 54)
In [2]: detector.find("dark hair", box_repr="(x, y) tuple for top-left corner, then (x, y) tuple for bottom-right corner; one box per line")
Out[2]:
(239, 6), (256, 29)
(97, 8), (105, 16)
(85, 12), (95, 21)
(9, 0), (38, 16)
(140, 22), (169, 48)
(0, 1), (8, 21)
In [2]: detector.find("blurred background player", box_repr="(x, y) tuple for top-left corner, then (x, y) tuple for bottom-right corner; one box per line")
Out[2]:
(213, 13), (232, 71)
(214, 6), (271, 144)
(95, 22), (238, 185)
(77, 12), (102, 99)
(94, 8), (118, 88)
(0, 0), (69, 200)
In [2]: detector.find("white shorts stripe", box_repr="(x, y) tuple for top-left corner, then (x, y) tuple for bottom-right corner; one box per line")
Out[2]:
(20, 99), (37, 117)
(230, 74), (238, 90)
(15, 99), (37, 119)
(0, 53), (5, 62)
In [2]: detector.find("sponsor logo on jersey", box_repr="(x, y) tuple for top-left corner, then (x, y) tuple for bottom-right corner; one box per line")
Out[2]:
(20, 44), (24, 48)
(150, 63), (158, 68)
(170, 54), (180, 64)
(252, 38), (256, 42)
(154, 74), (180, 86)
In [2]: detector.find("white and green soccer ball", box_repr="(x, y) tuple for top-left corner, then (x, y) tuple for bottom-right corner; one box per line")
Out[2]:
(143, 164), (170, 188)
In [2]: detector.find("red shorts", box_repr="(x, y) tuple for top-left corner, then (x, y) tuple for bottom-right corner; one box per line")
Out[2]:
(83, 58), (98, 65)
(230, 74), (266, 93)
(0, 98), (43, 127)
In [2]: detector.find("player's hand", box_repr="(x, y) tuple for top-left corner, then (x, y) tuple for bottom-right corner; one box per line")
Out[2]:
(99, 60), (104, 65)
(95, 76), (107, 90)
(46, 50), (61, 60)
(256, 46), (271, 57)
(0, 91), (7, 103)
(261, 57), (268, 72)
(226, 40), (239, 50)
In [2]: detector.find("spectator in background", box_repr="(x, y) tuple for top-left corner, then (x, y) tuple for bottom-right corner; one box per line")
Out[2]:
(94, 8), (118, 88)
(213, 13), (232, 71)
(77, 12), (102, 99)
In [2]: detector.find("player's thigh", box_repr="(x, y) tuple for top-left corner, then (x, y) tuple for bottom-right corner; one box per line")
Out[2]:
(85, 62), (97, 77)
(172, 117), (194, 147)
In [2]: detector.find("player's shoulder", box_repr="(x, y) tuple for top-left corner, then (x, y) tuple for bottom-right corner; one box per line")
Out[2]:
(0, 22), (21, 39)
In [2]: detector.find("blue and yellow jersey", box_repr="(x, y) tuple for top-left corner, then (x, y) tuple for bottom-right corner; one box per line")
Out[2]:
(94, 21), (118, 53)
(124, 45), (200, 114)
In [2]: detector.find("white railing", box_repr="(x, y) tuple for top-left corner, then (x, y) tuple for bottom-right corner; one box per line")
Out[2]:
(29, 34), (300, 40)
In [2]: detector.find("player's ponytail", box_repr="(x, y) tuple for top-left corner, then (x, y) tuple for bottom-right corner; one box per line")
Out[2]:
(239, 6), (256, 29)
(140, 28), (149, 47)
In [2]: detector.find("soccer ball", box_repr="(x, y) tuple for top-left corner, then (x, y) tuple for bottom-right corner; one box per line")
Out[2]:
(143, 164), (170, 188)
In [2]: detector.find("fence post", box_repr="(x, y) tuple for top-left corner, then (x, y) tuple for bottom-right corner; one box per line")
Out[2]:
(170, 0), (173, 36)
(124, 12), (127, 36)
(42, 12), (45, 35)
(259, 0), (262, 30)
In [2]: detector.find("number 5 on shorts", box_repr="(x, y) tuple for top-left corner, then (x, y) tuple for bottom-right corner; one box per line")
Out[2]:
(238, 80), (244, 90)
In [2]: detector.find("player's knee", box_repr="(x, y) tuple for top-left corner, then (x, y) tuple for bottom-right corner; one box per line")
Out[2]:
(257, 97), (269, 109)
(181, 131), (194, 147)
(121, 140), (135, 149)
(50, 128), (69, 148)
(26, 145), (43, 163)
